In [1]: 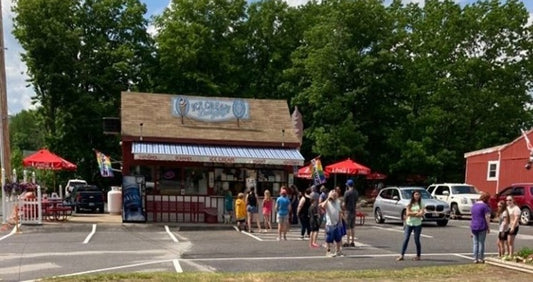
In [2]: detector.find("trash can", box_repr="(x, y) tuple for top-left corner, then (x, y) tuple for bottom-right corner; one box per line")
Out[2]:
(108, 186), (122, 215)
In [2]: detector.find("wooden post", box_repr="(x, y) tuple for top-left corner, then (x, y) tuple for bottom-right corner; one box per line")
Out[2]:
(0, 2), (12, 175)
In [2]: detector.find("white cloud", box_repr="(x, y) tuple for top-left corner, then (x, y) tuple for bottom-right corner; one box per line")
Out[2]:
(2, 0), (35, 115)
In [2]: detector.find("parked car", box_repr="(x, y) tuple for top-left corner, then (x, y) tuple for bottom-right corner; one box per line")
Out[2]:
(488, 183), (533, 225)
(64, 185), (105, 213)
(65, 179), (87, 198)
(427, 183), (480, 219)
(374, 186), (450, 226)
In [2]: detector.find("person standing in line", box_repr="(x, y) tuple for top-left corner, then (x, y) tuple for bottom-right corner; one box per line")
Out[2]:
(397, 190), (425, 261)
(470, 192), (491, 263)
(343, 179), (358, 247)
(506, 196), (521, 256)
(224, 190), (234, 223)
(235, 193), (247, 232)
(495, 200), (510, 257)
(245, 187), (261, 233)
(262, 190), (273, 232)
(297, 187), (312, 240)
(318, 185), (328, 223)
(320, 190), (344, 257)
(308, 191), (321, 248)
(275, 187), (291, 241)
(335, 186), (347, 243)
(289, 185), (300, 225)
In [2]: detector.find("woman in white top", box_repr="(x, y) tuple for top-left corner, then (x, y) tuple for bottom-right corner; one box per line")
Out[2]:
(506, 196), (521, 256)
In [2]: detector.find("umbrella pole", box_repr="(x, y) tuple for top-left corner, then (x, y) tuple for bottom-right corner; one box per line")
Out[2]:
(334, 174), (337, 188)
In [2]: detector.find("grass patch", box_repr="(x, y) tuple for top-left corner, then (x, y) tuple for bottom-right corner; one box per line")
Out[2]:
(43, 264), (529, 282)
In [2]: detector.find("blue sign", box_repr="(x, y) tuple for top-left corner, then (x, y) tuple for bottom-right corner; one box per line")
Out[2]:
(172, 96), (250, 122)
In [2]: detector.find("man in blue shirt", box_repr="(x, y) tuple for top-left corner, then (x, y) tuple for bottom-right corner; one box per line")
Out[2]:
(275, 187), (291, 241)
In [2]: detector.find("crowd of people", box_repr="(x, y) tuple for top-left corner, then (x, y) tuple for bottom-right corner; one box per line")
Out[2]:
(225, 180), (361, 257)
(224, 182), (523, 261)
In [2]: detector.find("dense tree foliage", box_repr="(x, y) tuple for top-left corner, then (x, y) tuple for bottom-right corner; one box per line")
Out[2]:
(9, 0), (533, 186)
(12, 0), (152, 187)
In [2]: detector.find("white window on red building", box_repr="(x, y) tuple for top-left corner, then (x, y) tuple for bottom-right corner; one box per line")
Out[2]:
(487, 161), (499, 181)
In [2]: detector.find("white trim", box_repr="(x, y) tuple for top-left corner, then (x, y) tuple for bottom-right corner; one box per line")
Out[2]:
(487, 160), (499, 181)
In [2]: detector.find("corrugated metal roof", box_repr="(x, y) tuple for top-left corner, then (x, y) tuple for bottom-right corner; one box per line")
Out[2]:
(132, 142), (304, 166)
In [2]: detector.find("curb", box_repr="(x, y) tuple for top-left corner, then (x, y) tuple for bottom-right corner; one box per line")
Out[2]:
(485, 257), (533, 274)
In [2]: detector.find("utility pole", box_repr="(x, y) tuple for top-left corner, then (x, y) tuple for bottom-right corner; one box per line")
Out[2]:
(0, 2), (12, 176)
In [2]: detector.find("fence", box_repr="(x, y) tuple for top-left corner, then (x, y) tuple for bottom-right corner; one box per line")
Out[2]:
(2, 186), (43, 225)
(144, 194), (281, 224)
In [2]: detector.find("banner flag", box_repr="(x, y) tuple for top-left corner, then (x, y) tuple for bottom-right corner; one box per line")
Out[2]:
(521, 129), (533, 152)
(311, 157), (327, 185)
(96, 150), (114, 177)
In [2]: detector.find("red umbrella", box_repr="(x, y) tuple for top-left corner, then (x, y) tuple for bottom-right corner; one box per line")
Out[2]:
(296, 165), (330, 179)
(23, 149), (77, 171)
(325, 158), (371, 175)
(366, 172), (387, 180)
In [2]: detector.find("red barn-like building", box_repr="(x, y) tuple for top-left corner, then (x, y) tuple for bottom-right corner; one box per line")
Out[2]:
(464, 130), (533, 195)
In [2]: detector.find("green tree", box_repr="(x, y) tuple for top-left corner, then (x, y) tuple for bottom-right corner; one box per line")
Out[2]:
(241, 0), (304, 100)
(154, 0), (247, 96)
(386, 0), (533, 182)
(289, 0), (397, 165)
(13, 0), (153, 186)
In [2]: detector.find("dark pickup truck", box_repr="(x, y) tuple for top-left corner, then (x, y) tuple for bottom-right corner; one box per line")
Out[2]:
(64, 185), (105, 213)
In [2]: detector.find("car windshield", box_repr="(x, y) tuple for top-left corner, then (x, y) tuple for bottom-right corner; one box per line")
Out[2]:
(451, 185), (478, 194)
(401, 188), (432, 199)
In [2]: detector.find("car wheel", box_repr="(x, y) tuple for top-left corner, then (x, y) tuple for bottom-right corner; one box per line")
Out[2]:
(450, 204), (461, 219)
(375, 208), (385, 224)
(436, 220), (448, 227)
(520, 207), (531, 225)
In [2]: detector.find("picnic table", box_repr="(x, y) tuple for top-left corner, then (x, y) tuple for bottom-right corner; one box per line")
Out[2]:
(42, 198), (73, 221)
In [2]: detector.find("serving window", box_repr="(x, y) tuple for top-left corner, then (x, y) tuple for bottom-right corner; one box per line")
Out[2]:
(157, 167), (208, 195)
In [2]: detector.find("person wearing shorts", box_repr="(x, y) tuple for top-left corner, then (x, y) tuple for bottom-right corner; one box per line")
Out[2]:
(506, 196), (521, 255)
(308, 192), (321, 248)
(320, 190), (343, 257)
(495, 200), (509, 257)
(343, 179), (358, 247)
(275, 187), (291, 241)
(235, 193), (247, 232)
(246, 188), (261, 233)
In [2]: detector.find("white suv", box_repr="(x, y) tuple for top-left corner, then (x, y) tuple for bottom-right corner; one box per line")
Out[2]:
(427, 183), (481, 219)
(65, 179), (87, 197)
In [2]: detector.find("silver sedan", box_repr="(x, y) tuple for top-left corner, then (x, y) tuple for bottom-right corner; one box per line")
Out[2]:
(373, 186), (450, 226)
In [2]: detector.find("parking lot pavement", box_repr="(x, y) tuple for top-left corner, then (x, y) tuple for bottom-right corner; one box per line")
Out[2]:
(1, 210), (532, 279)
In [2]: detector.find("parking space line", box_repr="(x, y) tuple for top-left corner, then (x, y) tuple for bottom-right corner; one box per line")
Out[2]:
(372, 226), (433, 238)
(172, 259), (183, 273)
(165, 225), (179, 242)
(233, 226), (264, 241)
(83, 224), (97, 244)
(455, 254), (473, 261)
(53, 259), (174, 278)
(181, 252), (498, 262)
(0, 225), (18, 241)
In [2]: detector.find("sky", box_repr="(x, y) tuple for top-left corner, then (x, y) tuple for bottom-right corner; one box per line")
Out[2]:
(1, 0), (532, 115)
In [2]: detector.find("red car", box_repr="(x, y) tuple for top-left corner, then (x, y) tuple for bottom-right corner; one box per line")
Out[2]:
(489, 183), (533, 225)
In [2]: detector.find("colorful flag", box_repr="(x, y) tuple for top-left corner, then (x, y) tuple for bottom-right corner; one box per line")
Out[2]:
(96, 150), (114, 177)
(311, 157), (326, 185)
